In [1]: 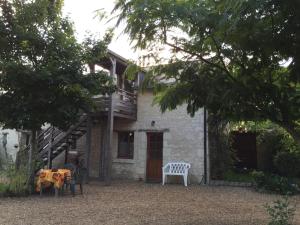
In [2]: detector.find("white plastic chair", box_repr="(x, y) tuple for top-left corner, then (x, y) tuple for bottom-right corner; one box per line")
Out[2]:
(162, 162), (191, 186)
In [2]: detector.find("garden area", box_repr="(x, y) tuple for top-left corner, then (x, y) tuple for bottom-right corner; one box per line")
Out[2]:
(0, 162), (28, 197)
(210, 119), (300, 195)
(0, 0), (300, 224)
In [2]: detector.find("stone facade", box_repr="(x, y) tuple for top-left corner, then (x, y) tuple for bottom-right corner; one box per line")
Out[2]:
(87, 90), (206, 184)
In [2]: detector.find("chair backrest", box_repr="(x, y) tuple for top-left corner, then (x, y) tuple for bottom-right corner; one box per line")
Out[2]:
(63, 163), (76, 175)
(168, 162), (191, 174)
(74, 167), (87, 184)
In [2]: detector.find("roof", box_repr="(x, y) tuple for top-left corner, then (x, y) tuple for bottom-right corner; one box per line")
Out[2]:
(96, 49), (129, 75)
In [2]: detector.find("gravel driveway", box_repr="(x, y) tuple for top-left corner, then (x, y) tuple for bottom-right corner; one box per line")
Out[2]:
(0, 181), (299, 225)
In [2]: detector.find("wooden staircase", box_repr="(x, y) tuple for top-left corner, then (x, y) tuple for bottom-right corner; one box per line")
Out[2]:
(18, 89), (137, 178)
(23, 114), (88, 169)
(40, 114), (88, 167)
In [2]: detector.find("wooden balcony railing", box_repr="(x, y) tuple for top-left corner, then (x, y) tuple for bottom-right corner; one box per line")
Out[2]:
(93, 88), (137, 120)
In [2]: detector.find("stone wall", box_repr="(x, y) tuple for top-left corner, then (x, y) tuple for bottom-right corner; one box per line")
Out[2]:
(111, 91), (205, 183)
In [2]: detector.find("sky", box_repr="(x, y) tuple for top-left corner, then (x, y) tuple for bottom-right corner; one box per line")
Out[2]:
(63, 0), (138, 61)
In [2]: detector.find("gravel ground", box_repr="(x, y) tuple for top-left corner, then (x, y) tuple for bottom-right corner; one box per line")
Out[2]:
(0, 181), (299, 225)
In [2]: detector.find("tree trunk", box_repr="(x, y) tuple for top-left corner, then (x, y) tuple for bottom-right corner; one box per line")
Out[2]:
(27, 129), (37, 194)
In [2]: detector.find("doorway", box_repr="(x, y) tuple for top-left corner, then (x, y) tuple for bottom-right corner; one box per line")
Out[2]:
(146, 132), (163, 182)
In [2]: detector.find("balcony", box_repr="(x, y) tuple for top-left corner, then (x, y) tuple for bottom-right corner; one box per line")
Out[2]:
(93, 88), (137, 120)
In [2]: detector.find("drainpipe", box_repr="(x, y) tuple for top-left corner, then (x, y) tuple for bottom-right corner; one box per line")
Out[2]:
(203, 107), (208, 185)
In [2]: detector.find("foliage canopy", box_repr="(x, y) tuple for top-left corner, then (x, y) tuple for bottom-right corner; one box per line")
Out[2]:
(0, 0), (114, 131)
(114, 0), (300, 144)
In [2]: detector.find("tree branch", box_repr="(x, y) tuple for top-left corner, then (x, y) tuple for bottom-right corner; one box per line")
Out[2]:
(160, 20), (239, 83)
(210, 36), (231, 76)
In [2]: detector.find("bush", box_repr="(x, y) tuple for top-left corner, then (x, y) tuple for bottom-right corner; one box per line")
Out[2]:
(274, 151), (300, 178)
(257, 127), (298, 173)
(223, 170), (254, 183)
(7, 171), (28, 197)
(0, 166), (28, 197)
(252, 171), (299, 195)
(265, 197), (295, 225)
(0, 183), (9, 195)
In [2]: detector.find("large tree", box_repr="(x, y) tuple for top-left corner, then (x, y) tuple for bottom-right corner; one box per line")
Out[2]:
(0, 0), (114, 188)
(114, 0), (300, 145)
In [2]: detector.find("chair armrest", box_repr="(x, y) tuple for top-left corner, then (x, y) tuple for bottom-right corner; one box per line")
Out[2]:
(162, 164), (170, 172)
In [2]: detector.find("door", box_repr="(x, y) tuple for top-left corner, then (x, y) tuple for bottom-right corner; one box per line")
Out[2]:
(231, 131), (257, 169)
(146, 132), (163, 182)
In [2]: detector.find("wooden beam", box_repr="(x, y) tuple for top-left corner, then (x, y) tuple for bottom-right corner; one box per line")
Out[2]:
(47, 127), (54, 169)
(85, 114), (92, 182)
(64, 145), (69, 164)
(104, 57), (116, 185)
(105, 96), (114, 185)
(99, 119), (106, 180)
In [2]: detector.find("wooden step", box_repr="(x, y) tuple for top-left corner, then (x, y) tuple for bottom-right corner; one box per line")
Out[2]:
(36, 114), (88, 168)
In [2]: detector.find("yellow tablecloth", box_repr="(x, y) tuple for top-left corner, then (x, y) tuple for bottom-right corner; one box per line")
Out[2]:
(36, 169), (71, 192)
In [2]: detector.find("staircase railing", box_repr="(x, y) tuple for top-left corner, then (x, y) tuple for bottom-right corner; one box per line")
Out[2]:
(38, 115), (88, 158)
(19, 114), (88, 168)
(93, 88), (137, 119)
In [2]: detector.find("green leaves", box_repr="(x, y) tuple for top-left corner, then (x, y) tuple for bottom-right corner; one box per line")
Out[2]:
(114, 0), (300, 144)
(0, 0), (114, 131)
(82, 31), (113, 68)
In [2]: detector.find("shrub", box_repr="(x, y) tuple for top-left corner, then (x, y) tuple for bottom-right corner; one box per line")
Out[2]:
(252, 171), (299, 195)
(265, 197), (295, 225)
(0, 183), (9, 195)
(223, 170), (254, 183)
(257, 127), (298, 173)
(1, 166), (28, 197)
(274, 151), (300, 178)
(7, 171), (28, 197)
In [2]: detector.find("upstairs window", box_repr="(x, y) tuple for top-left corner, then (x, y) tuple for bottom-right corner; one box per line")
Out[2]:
(118, 132), (134, 159)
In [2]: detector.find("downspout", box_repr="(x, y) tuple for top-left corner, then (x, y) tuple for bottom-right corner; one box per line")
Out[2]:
(203, 107), (207, 185)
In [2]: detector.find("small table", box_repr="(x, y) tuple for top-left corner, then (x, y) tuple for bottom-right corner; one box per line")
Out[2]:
(36, 169), (71, 197)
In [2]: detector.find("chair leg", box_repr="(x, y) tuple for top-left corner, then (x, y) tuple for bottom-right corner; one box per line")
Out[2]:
(162, 174), (165, 185)
(70, 184), (75, 196)
(55, 188), (59, 197)
(61, 184), (65, 195)
(79, 184), (83, 195)
(183, 175), (188, 187)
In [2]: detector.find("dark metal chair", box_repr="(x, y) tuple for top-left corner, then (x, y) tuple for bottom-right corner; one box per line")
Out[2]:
(63, 163), (86, 196)
(72, 167), (87, 196)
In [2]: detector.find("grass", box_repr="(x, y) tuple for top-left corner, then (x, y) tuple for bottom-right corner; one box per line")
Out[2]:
(0, 183), (8, 194)
(0, 169), (28, 197)
(223, 170), (254, 183)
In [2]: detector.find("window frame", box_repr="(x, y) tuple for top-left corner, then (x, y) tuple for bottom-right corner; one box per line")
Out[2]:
(117, 131), (134, 159)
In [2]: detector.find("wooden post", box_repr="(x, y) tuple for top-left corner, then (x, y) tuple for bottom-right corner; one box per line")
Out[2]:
(105, 96), (114, 185)
(99, 120), (106, 180)
(104, 57), (116, 185)
(64, 145), (69, 164)
(28, 129), (37, 194)
(85, 114), (92, 182)
(47, 127), (54, 169)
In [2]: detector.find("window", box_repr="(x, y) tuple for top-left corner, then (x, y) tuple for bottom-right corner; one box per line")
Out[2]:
(118, 132), (134, 159)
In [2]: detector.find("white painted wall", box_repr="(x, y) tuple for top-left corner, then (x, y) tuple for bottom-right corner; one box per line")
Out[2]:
(0, 128), (20, 161)
(111, 91), (205, 183)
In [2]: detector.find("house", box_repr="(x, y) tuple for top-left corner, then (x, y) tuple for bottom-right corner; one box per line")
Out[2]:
(0, 127), (20, 164)
(19, 50), (209, 184)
